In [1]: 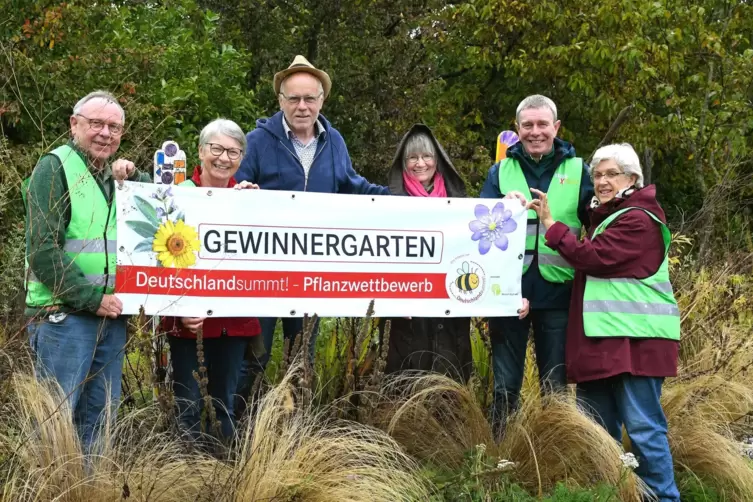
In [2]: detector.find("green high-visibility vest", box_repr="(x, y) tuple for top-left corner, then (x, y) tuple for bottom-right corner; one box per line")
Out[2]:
(582, 207), (681, 341)
(25, 144), (117, 308)
(498, 157), (583, 283)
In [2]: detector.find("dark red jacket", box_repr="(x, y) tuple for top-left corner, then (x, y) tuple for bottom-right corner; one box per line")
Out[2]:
(544, 185), (679, 383)
(160, 166), (261, 339)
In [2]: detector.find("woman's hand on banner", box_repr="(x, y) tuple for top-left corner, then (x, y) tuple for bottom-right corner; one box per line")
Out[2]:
(504, 190), (528, 206)
(528, 188), (555, 230)
(517, 298), (530, 319)
(180, 316), (206, 333)
(234, 181), (260, 190)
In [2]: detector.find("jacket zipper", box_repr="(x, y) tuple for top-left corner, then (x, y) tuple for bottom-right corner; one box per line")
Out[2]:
(278, 137), (328, 192)
(279, 140), (309, 192)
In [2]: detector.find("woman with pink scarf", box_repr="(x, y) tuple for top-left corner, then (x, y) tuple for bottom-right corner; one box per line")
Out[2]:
(378, 124), (473, 380)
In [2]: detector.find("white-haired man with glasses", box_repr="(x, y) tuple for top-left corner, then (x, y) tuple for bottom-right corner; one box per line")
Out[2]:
(235, 56), (388, 407)
(24, 90), (151, 450)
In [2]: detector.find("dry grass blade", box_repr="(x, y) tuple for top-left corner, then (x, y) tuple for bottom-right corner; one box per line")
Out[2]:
(663, 376), (753, 500)
(232, 355), (430, 502)
(1, 375), (228, 502)
(669, 417), (753, 501)
(499, 394), (644, 501)
(381, 372), (644, 500)
(384, 372), (494, 471)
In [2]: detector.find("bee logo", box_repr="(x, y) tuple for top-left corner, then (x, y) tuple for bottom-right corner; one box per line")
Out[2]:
(455, 261), (480, 292)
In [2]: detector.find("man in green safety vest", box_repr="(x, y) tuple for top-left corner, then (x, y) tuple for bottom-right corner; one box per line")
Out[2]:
(24, 90), (151, 450)
(479, 95), (594, 433)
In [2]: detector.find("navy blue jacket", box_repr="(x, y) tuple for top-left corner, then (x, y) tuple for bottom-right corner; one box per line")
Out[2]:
(236, 111), (389, 195)
(480, 138), (594, 310)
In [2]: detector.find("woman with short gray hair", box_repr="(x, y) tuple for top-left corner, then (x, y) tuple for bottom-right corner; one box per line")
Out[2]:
(160, 118), (261, 445)
(528, 142), (681, 501)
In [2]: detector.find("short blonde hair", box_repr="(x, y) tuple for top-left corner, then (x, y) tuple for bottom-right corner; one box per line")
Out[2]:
(590, 143), (644, 188)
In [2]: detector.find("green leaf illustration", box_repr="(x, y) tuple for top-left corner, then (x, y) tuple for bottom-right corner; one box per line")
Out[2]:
(133, 238), (154, 252)
(173, 210), (185, 223)
(133, 195), (160, 226)
(126, 220), (159, 239)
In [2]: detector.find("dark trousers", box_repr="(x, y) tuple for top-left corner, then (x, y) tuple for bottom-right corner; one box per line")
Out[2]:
(168, 335), (249, 442)
(235, 317), (320, 413)
(578, 375), (680, 502)
(489, 309), (568, 426)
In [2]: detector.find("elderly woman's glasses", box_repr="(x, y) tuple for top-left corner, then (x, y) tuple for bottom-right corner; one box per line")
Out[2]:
(206, 142), (242, 160)
(591, 170), (625, 182)
(406, 153), (435, 165)
(279, 93), (322, 105)
(75, 114), (124, 136)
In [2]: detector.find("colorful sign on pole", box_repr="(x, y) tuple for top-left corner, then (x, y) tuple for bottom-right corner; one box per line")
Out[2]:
(153, 141), (186, 185)
(495, 130), (520, 162)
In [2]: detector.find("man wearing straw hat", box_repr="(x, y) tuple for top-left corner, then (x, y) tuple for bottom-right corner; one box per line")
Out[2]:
(236, 56), (388, 397)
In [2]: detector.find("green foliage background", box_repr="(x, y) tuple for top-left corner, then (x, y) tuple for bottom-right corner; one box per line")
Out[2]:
(1, 0), (752, 322)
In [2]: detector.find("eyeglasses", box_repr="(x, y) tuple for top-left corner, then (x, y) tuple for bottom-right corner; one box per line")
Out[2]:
(75, 114), (124, 135)
(591, 170), (626, 182)
(406, 153), (435, 165)
(279, 93), (323, 105)
(205, 142), (243, 160)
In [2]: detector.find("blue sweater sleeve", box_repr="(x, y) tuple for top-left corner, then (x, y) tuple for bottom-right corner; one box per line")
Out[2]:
(577, 160), (595, 227)
(479, 162), (502, 198)
(236, 131), (259, 183)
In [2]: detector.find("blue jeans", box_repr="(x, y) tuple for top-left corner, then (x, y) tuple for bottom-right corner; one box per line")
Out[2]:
(489, 309), (568, 423)
(29, 313), (127, 451)
(577, 375), (680, 502)
(236, 316), (320, 406)
(168, 334), (249, 442)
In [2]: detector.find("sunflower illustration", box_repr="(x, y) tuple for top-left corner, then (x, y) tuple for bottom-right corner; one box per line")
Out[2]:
(152, 220), (200, 268)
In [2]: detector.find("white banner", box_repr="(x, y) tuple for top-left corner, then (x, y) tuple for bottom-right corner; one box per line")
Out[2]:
(115, 182), (526, 318)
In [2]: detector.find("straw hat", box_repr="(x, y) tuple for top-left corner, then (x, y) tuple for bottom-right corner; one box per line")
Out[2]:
(273, 55), (332, 99)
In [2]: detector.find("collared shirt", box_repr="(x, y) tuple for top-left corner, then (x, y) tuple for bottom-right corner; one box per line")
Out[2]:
(282, 118), (326, 182)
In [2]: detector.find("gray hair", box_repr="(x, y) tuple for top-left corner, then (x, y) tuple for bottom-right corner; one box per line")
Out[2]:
(590, 143), (644, 188)
(199, 118), (247, 153)
(280, 76), (324, 96)
(516, 94), (558, 123)
(72, 90), (125, 122)
(403, 133), (436, 168)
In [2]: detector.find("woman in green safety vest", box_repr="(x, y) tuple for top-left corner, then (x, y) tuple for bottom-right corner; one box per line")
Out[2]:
(527, 143), (680, 502)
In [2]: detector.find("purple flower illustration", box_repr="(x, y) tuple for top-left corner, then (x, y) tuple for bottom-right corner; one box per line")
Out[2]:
(469, 202), (517, 254)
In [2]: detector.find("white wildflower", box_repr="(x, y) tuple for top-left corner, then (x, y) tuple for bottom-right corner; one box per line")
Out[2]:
(496, 458), (516, 470)
(475, 443), (486, 455)
(620, 452), (639, 470)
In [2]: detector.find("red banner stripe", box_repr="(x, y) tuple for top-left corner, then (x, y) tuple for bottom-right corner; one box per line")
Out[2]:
(116, 265), (449, 299)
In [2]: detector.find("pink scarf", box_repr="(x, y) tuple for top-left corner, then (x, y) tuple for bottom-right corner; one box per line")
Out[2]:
(402, 171), (447, 197)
